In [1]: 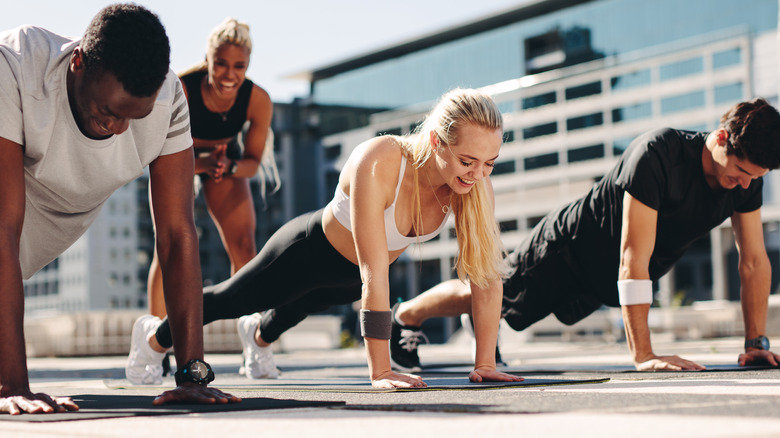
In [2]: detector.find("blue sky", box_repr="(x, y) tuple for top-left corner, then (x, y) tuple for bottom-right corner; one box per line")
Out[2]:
(2, 1), (527, 102)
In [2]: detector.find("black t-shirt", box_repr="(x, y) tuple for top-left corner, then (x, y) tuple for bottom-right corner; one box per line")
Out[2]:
(531, 128), (763, 304)
(180, 70), (254, 141)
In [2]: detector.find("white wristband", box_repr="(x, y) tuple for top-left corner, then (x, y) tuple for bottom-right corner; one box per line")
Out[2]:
(617, 279), (653, 306)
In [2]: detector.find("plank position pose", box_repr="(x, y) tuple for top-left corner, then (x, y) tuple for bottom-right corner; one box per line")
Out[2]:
(126, 88), (523, 388)
(0, 4), (238, 415)
(390, 98), (780, 372)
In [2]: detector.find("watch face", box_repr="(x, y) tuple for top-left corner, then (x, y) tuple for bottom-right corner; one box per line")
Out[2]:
(189, 361), (209, 379)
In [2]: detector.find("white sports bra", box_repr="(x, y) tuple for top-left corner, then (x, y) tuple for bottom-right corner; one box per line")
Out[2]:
(328, 146), (451, 251)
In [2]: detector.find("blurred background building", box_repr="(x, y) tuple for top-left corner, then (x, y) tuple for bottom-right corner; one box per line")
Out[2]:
(22, 0), (780, 344)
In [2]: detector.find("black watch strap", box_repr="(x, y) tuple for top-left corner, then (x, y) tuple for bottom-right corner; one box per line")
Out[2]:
(174, 359), (215, 386)
(227, 159), (238, 176)
(745, 335), (770, 351)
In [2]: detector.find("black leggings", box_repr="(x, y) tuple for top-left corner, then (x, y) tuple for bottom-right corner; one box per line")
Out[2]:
(155, 209), (362, 349)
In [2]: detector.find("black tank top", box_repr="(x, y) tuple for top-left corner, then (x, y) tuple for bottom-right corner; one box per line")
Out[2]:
(180, 70), (254, 140)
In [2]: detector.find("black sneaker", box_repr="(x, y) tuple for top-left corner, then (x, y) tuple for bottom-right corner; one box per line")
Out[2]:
(460, 313), (507, 367)
(389, 302), (428, 373)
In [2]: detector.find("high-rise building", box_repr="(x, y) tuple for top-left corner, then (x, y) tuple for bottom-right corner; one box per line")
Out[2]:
(298, 0), (780, 340)
(24, 0), (780, 346)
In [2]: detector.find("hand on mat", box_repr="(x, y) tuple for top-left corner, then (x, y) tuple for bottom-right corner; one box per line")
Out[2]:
(0, 390), (78, 415)
(635, 354), (705, 371)
(152, 383), (241, 406)
(738, 349), (780, 367)
(469, 367), (524, 383)
(371, 371), (427, 389)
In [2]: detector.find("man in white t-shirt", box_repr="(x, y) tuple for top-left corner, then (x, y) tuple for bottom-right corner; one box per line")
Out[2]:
(0, 4), (239, 415)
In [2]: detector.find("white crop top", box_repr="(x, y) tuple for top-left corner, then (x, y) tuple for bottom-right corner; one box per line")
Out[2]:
(328, 147), (452, 251)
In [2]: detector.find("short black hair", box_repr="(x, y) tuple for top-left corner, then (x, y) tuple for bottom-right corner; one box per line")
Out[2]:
(721, 98), (780, 170)
(80, 3), (170, 97)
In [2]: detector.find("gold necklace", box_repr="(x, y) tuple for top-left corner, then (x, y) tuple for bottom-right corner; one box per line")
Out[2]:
(425, 168), (450, 214)
(202, 78), (236, 122)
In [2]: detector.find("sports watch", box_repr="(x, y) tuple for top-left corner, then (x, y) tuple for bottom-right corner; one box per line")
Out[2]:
(227, 159), (238, 176)
(744, 335), (770, 351)
(174, 359), (215, 386)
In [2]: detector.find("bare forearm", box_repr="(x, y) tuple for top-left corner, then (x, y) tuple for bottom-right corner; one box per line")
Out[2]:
(471, 280), (502, 369)
(365, 338), (392, 380)
(621, 304), (654, 362)
(230, 157), (261, 179)
(0, 251), (30, 395)
(157, 231), (204, 363)
(740, 261), (771, 339)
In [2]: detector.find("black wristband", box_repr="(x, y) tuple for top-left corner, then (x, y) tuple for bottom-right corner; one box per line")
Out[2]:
(359, 309), (392, 340)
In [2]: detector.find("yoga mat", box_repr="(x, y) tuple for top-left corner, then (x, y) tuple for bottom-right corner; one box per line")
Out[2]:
(0, 394), (344, 423)
(105, 376), (610, 393)
(420, 363), (780, 375)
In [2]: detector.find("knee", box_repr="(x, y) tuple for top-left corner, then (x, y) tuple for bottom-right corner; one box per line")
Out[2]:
(442, 279), (472, 306)
(227, 232), (257, 261)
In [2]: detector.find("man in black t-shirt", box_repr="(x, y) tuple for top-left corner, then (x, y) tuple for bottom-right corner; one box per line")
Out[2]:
(391, 98), (780, 372)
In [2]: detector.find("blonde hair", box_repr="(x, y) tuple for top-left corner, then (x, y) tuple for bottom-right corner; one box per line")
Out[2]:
(206, 17), (252, 58)
(399, 88), (507, 288)
(179, 18), (252, 76)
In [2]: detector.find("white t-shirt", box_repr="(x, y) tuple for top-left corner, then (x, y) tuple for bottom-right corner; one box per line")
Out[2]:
(0, 26), (193, 278)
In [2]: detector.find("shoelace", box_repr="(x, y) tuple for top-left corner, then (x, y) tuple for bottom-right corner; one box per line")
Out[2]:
(398, 328), (429, 352)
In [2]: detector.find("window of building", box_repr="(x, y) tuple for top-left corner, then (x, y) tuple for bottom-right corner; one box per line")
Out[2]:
(375, 127), (402, 136)
(612, 101), (653, 123)
(524, 152), (559, 170)
(524, 30), (565, 75)
(659, 56), (704, 81)
(565, 81), (601, 100)
(323, 144), (341, 161)
(492, 160), (516, 175)
(714, 82), (743, 104)
(611, 69), (651, 92)
(498, 100), (516, 114)
(325, 169), (340, 198)
(566, 112), (603, 131)
(661, 90), (706, 114)
(499, 219), (518, 232)
(713, 47), (741, 70)
(523, 121), (557, 139)
(527, 215), (544, 229)
(613, 136), (636, 155)
(503, 130), (515, 143)
(522, 91), (556, 109)
(568, 144), (605, 163)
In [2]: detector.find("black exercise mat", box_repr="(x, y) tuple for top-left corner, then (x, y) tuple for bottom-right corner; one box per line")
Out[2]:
(106, 376), (609, 393)
(420, 363), (780, 374)
(0, 394), (344, 423)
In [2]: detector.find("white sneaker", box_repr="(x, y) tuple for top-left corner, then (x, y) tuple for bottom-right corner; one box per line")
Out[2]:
(126, 315), (167, 385)
(237, 313), (279, 379)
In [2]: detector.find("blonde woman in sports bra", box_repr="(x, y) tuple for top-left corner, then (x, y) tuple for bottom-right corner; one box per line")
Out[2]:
(127, 88), (523, 392)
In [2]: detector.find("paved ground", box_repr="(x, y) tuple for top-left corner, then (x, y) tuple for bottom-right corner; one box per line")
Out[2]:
(2, 335), (780, 438)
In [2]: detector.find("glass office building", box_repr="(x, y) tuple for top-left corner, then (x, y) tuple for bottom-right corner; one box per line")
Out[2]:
(298, 0), (780, 339)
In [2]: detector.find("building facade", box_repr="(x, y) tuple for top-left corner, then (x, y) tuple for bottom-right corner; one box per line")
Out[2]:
(24, 0), (780, 344)
(308, 0), (780, 339)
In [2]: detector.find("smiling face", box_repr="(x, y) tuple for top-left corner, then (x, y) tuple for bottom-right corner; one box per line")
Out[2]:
(67, 49), (157, 139)
(705, 129), (769, 190)
(432, 123), (503, 194)
(206, 43), (250, 99)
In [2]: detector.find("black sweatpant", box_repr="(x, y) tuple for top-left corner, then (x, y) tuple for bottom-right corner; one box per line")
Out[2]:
(155, 209), (362, 348)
